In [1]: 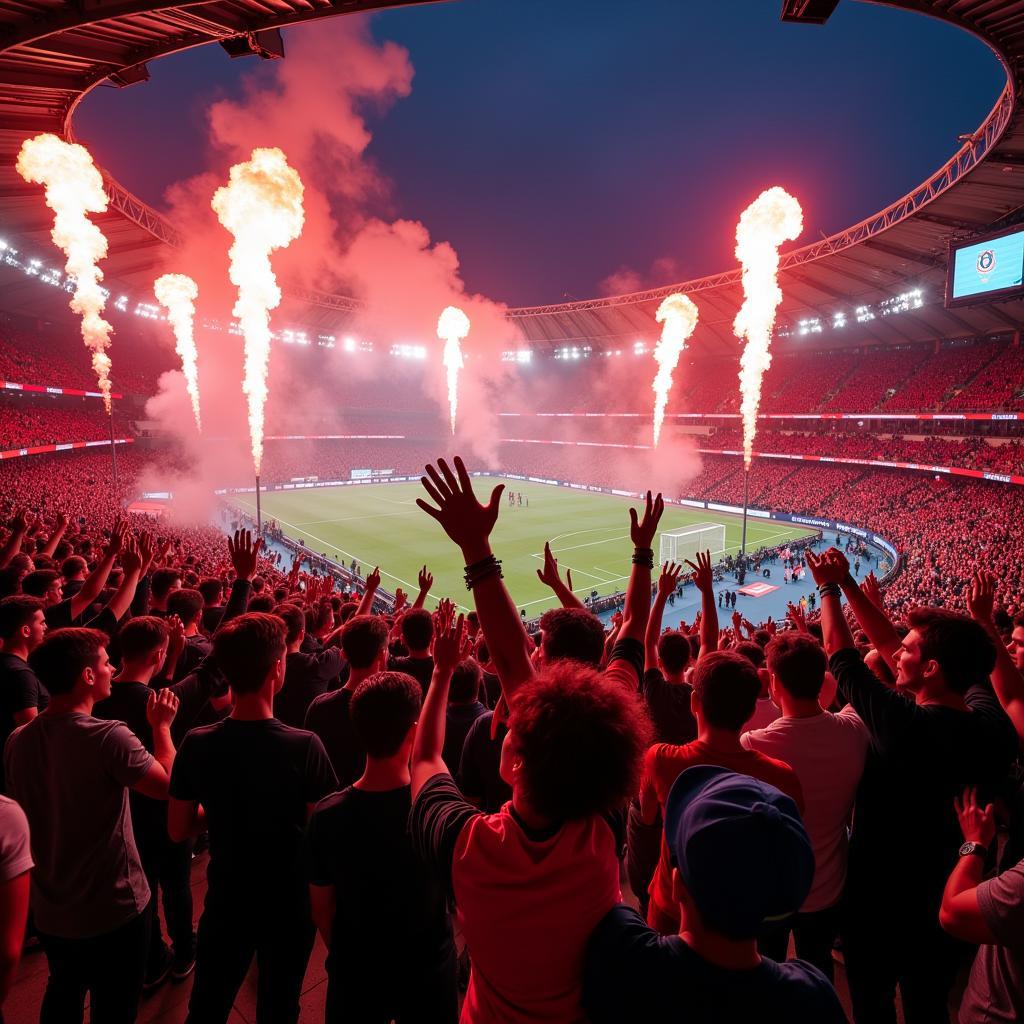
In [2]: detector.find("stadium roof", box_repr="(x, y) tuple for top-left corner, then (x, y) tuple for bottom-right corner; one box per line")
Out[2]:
(0, 0), (1023, 352)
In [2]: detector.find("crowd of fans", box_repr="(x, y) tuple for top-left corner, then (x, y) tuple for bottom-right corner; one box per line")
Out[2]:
(0, 450), (1023, 1024)
(0, 401), (131, 450)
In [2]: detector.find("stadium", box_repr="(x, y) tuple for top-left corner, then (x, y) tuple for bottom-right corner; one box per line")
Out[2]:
(0, 0), (1023, 1022)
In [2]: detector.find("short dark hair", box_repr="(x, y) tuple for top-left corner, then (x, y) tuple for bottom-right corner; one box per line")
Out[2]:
(350, 671), (422, 758)
(734, 641), (766, 670)
(539, 608), (605, 667)
(118, 616), (169, 661)
(198, 578), (223, 604)
(450, 658), (482, 703)
(509, 661), (652, 821)
(753, 629), (772, 649)
(29, 627), (108, 696)
(657, 631), (691, 675)
(339, 601), (358, 624)
(248, 595), (275, 613)
(341, 615), (388, 669)
(21, 569), (59, 599)
(401, 608), (433, 651)
(274, 603), (306, 645)
(692, 652), (761, 731)
(0, 566), (25, 599)
(60, 555), (87, 580)
(907, 608), (996, 694)
(0, 596), (44, 640)
(167, 588), (204, 627)
(213, 613), (286, 694)
(152, 568), (181, 600)
(766, 633), (826, 701)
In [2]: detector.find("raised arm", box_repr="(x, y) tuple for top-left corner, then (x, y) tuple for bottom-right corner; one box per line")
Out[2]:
(940, 787), (998, 944)
(70, 521), (127, 621)
(413, 565), (433, 610)
(356, 566), (380, 617)
(646, 562), (682, 671)
(684, 550), (718, 660)
(968, 570), (1024, 742)
(102, 534), (152, 623)
(417, 456), (534, 701)
(617, 491), (664, 646)
(537, 542), (584, 610)
(0, 509), (32, 569)
(39, 511), (69, 560)
(411, 607), (463, 798)
(835, 554), (901, 672)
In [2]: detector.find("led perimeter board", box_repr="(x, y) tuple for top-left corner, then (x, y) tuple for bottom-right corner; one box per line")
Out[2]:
(946, 224), (1024, 307)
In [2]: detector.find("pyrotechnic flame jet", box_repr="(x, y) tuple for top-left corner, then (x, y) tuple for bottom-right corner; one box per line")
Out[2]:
(16, 134), (115, 413)
(652, 293), (699, 447)
(212, 148), (305, 476)
(154, 274), (202, 432)
(437, 306), (470, 435)
(733, 186), (803, 469)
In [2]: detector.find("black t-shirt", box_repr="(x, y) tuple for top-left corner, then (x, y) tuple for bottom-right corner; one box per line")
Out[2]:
(830, 648), (1020, 908)
(0, 654), (48, 791)
(94, 680), (166, 843)
(276, 648), (345, 729)
(201, 605), (225, 634)
(169, 717), (336, 904)
(457, 710), (511, 813)
(174, 634), (213, 683)
(640, 669), (697, 745)
(168, 662), (229, 745)
(443, 701), (488, 775)
(584, 906), (846, 1024)
(388, 654), (434, 695)
(304, 688), (364, 789)
(305, 785), (454, 982)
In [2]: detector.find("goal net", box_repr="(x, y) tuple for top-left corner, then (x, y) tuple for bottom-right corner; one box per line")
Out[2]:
(659, 523), (726, 566)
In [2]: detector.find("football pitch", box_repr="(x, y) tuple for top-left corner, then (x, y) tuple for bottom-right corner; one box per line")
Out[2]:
(232, 478), (816, 615)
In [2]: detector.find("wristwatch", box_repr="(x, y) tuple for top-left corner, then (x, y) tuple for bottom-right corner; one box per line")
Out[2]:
(959, 841), (988, 859)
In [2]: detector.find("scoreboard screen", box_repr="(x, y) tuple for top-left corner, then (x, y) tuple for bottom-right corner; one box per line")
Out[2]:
(947, 226), (1024, 307)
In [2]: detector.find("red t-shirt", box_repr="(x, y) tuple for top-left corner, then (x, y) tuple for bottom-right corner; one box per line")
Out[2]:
(641, 739), (804, 934)
(411, 773), (623, 1023)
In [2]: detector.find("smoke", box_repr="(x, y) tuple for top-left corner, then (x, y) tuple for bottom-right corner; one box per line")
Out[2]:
(733, 187), (803, 468)
(652, 293), (699, 447)
(437, 306), (470, 434)
(154, 274), (202, 431)
(16, 134), (115, 411)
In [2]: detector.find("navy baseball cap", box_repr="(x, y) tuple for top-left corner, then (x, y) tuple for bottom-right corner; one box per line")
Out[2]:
(664, 765), (814, 940)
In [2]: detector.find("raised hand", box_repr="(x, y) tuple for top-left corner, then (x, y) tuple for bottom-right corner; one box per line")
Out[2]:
(860, 571), (884, 609)
(954, 786), (996, 847)
(765, 616), (777, 637)
(393, 587), (408, 613)
(433, 609), (465, 677)
(107, 520), (128, 555)
(806, 548), (846, 587)
(657, 561), (683, 597)
(417, 456), (504, 560)
(365, 566), (381, 592)
(418, 565), (433, 593)
(537, 542), (569, 590)
(156, 537), (174, 566)
(137, 531), (158, 576)
(9, 508), (32, 533)
(629, 491), (665, 550)
(228, 528), (263, 581)
(967, 569), (997, 624)
(787, 601), (808, 633)
(166, 614), (186, 664)
(146, 687), (179, 729)
(120, 537), (143, 576)
(684, 550), (714, 595)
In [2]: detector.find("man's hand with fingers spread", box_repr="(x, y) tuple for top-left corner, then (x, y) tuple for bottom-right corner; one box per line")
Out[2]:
(417, 456), (504, 562)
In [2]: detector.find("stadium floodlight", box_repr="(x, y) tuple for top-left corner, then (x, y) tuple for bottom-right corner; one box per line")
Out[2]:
(659, 523), (726, 568)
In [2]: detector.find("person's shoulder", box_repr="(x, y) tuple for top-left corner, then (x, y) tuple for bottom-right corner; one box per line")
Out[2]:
(307, 688), (349, 715)
(310, 785), (357, 819)
(769, 958), (847, 1016)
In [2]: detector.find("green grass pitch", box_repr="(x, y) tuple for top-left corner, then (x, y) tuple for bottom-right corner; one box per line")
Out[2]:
(232, 478), (816, 615)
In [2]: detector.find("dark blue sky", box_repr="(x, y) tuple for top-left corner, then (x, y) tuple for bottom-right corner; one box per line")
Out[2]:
(75, 0), (1004, 306)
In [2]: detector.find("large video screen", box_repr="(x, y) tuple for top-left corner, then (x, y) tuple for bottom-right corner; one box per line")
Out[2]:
(947, 226), (1024, 306)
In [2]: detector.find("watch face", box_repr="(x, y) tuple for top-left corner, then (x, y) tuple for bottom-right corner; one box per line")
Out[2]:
(959, 842), (984, 857)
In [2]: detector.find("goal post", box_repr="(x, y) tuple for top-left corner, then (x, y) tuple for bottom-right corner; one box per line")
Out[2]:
(658, 522), (727, 567)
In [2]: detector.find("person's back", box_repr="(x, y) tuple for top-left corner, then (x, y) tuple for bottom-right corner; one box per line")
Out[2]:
(441, 658), (487, 774)
(0, 596), (49, 791)
(306, 672), (456, 1023)
(640, 651), (804, 935)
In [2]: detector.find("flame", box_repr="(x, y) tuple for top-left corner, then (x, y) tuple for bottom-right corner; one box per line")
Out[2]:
(211, 148), (305, 475)
(652, 293), (699, 447)
(437, 305), (470, 434)
(154, 274), (202, 431)
(733, 186), (803, 469)
(16, 134), (115, 412)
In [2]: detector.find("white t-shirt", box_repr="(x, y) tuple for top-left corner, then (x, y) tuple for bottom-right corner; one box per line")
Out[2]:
(0, 795), (32, 881)
(742, 706), (869, 912)
(744, 696), (781, 733)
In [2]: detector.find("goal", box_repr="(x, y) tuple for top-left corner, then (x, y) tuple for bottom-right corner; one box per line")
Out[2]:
(659, 523), (726, 566)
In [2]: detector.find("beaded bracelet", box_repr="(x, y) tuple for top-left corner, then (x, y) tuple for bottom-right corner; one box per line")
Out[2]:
(818, 582), (841, 599)
(464, 555), (503, 590)
(632, 547), (655, 569)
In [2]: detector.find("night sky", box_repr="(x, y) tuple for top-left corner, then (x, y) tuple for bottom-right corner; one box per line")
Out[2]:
(74, 0), (1004, 307)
